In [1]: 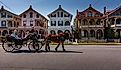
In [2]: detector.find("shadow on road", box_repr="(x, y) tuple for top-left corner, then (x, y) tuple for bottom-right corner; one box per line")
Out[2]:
(11, 50), (83, 53)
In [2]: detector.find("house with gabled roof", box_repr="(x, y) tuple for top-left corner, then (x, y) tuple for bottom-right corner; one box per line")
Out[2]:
(0, 6), (21, 36)
(104, 5), (121, 38)
(47, 5), (73, 35)
(75, 4), (105, 40)
(19, 5), (48, 38)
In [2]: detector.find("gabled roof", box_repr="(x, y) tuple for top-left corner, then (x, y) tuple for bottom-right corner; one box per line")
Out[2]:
(19, 5), (48, 21)
(47, 5), (73, 17)
(106, 5), (121, 16)
(80, 4), (103, 15)
(0, 6), (19, 16)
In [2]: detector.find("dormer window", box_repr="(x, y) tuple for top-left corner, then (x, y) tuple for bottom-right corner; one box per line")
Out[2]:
(88, 11), (93, 17)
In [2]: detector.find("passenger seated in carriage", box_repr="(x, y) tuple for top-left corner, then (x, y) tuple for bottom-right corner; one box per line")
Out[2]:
(10, 29), (21, 40)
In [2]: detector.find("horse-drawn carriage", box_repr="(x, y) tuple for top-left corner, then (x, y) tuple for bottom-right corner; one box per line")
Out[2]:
(1, 33), (45, 52)
(0, 31), (70, 52)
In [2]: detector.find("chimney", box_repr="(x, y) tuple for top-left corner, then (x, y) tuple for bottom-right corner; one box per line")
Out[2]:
(104, 7), (106, 14)
(77, 9), (78, 14)
(89, 4), (92, 7)
(29, 5), (32, 9)
(59, 5), (62, 8)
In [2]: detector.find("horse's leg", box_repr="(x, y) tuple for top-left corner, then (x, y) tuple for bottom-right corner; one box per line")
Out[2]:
(62, 42), (66, 51)
(55, 42), (60, 51)
(47, 43), (50, 51)
(45, 44), (48, 52)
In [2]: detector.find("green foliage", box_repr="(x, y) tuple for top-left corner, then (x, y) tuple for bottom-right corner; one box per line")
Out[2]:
(114, 32), (119, 39)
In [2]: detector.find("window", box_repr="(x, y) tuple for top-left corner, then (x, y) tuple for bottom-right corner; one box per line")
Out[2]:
(64, 14), (70, 17)
(1, 21), (6, 27)
(51, 21), (56, 26)
(61, 12), (63, 17)
(23, 14), (26, 18)
(51, 14), (56, 17)
(1, 13), (6, 18)
(30, 21), (33, 26)
(36, 21), (39, 26)
(88, 11), (93, 17)
(23, 24), (26, 26)
(23, 21), (27, 26)
(58, 21), (63, 26)
(7, 15), (12, 18)
(30, 12), (33, 18)
(95, 13), (100, 17)
(17, 22), (19, 27)
(57, 12), (60, 17)
(36, 14), (39, 18)
(14, 21), (16, 27)
(30, 24), (33, 26)
(65, 21), (70, 26)
(8, 21), (12, 27)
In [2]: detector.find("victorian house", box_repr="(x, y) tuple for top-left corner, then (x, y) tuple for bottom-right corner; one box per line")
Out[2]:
(104, 5), (121, 38)
(19, 5), (48, 38)
(75, 4), (105, 40)
(0, 6), (21, 36)
(48, 5), (73, 35)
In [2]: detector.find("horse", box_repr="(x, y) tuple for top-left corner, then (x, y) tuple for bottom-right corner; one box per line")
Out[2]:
(45, 32), (66, 52)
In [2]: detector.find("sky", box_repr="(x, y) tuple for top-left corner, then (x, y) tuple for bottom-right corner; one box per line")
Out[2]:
(0, 0), (121, 20)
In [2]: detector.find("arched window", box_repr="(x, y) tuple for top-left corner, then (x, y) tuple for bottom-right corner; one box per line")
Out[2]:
(89, 19), (95, 25)
(90, 30), (95, 37)
(2, 30), (8, 36)
(96, 19), (101, 25)
(50, 30), (56, 35)
(58, 30), (63, 34)
(83, 30), (88, 37)
(96, 29), (103, 39)
(83, 19), (88, 25)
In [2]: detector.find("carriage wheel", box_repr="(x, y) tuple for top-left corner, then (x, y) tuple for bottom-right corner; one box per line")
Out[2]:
(28, 41), (42, 52)
(2, 42), (14, 52)
(12, 44), (22, 51)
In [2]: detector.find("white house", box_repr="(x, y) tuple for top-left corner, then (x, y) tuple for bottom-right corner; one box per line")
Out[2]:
(19, 5), (48, 38)
(48, 5), (73, 35)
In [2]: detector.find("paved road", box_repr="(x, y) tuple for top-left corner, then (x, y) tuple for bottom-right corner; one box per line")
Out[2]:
(0, 45), (121, 70)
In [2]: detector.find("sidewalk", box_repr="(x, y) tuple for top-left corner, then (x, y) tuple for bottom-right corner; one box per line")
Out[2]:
(49, 42), (121, 45)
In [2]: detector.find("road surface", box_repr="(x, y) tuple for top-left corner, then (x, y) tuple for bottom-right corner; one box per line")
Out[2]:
(0, 45), (121, 70)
